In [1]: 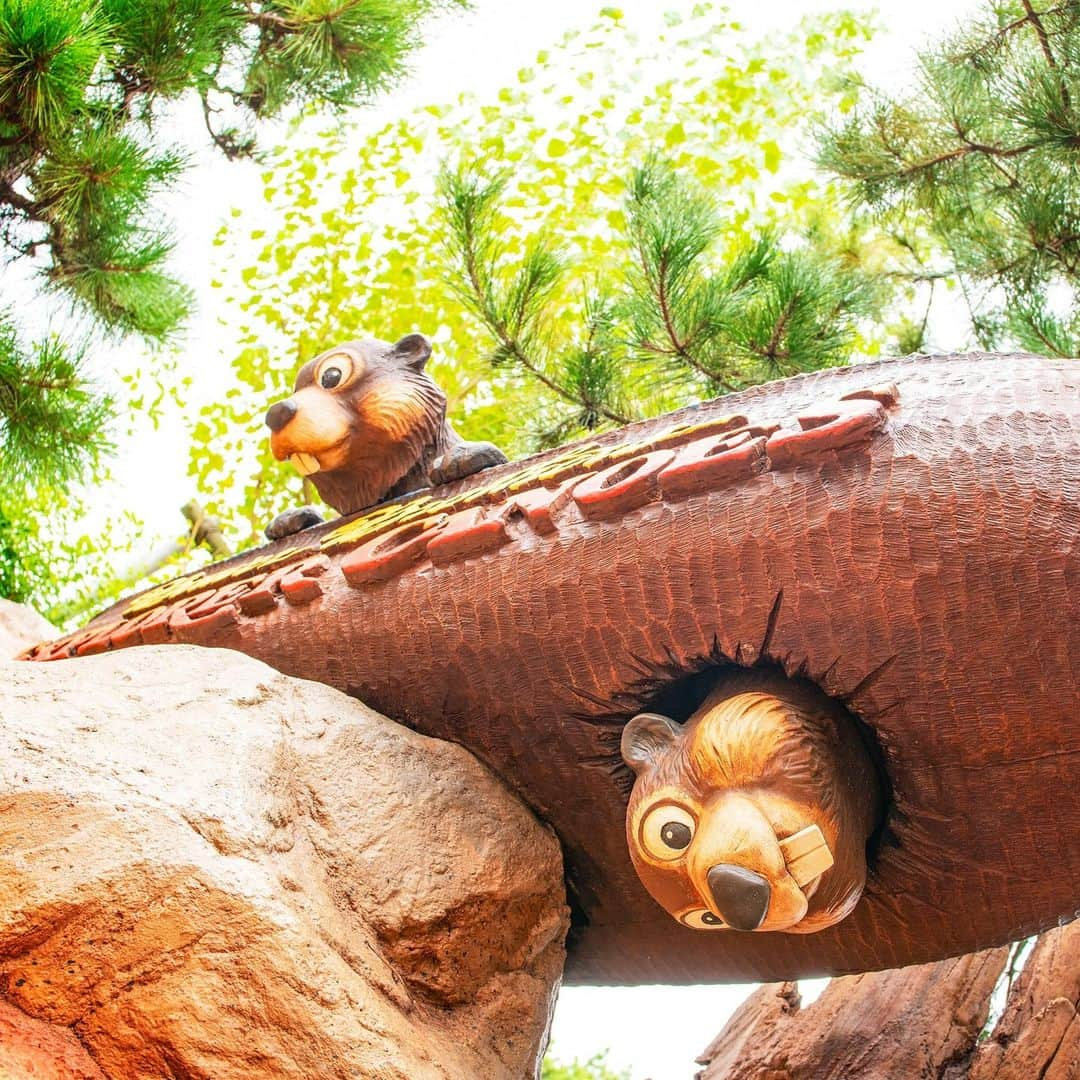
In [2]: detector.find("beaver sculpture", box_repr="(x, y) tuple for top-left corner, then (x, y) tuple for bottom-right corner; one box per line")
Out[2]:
(264, 333), (506, 538)
(622, 668), (883, 934)
(22, 352), (1080, 984)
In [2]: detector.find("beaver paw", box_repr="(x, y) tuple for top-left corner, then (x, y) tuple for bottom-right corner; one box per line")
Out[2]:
(266, 505), (325, 541)
(429, 441), (508, 486)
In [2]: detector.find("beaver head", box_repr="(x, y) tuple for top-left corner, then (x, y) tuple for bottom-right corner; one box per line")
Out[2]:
(620, 668), (882, 933)
(265, 334), (448, 516)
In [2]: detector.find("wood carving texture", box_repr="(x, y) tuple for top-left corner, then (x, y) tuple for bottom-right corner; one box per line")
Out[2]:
(25, 353), (1080, 984)
(696, 918), (1080, 1079)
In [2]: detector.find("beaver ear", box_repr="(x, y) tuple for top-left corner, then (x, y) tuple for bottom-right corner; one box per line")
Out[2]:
(391, 333), (433, 370)
(621, 712), (682, 775)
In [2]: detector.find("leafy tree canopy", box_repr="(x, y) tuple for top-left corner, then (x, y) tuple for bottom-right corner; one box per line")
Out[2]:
(197, 4), (883, 548)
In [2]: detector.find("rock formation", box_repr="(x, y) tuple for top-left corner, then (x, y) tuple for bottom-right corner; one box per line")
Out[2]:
(0, 644), (569, 1078)
(697, 919), (1080, 1079)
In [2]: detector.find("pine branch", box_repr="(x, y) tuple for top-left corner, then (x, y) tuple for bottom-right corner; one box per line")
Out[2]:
(0, 0), (464, 318)
(891, 135), (1041, 181)
(1021, 0), (1073, 113)
(952, 2), (1075, 70)
(1023, 0), (1062, 68)
(0, 311), (112, 487)
(439, 164), (632, 427)
(759, 292), (799, 362)
(819, 0), (1080, 354)
(441, 153), (877, 443)
(0, 179), (45, 221)
(200, 91), (256, 160)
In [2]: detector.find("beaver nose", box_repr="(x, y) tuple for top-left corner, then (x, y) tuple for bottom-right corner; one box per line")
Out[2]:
(265, 399), (297, 432)
(707, 864), (771, 931)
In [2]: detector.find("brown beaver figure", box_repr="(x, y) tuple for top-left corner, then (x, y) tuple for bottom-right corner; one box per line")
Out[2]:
(621, 668), (883, 934)
(264, 333), (506, 539)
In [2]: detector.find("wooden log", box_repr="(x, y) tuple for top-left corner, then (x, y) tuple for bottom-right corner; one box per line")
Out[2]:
(969, 922), (1080, 1080)
(696, 919), (1080, 1079)
(19, 353), (1080, 983)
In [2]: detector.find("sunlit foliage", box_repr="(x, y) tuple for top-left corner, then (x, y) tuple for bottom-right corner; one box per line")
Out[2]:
(541, 1046), (629, 1080)
(199, 4), (881, 547)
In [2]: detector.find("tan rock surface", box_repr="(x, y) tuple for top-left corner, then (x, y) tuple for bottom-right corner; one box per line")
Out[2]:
(0, 646), (569, 1079)
(0, 598), (55, 658)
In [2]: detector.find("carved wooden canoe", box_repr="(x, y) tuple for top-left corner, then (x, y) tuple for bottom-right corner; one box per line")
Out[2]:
(24, 352), (1080, 983)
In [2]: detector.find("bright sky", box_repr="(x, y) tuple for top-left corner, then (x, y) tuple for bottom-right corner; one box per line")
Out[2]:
(31, 0), (981, 1075)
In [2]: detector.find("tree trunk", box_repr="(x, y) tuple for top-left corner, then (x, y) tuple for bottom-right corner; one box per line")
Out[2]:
(697, 920), (1079, 1079)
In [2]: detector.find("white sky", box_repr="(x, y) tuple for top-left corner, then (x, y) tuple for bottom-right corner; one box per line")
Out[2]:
(21, 0), (981, 1075)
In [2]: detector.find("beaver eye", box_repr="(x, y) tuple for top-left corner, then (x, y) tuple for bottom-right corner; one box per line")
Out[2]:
(680, 909), (726, 930)
(314, 353), (357, 391)
(640, 803), (696, 861)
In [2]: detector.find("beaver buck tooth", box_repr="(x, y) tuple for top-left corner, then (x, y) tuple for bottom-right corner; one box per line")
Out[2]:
(290, 452), (321, 476)
(778, 824), (834, 888)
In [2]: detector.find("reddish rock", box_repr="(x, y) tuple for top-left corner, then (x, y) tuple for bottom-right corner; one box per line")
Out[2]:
(697, 948), (1006, 1079)
(0, 999), (107, 1079)
(969, 921), (1080, 1080)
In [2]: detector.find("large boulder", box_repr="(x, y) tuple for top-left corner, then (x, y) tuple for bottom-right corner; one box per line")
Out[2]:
(0, 646), (569, 1079)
